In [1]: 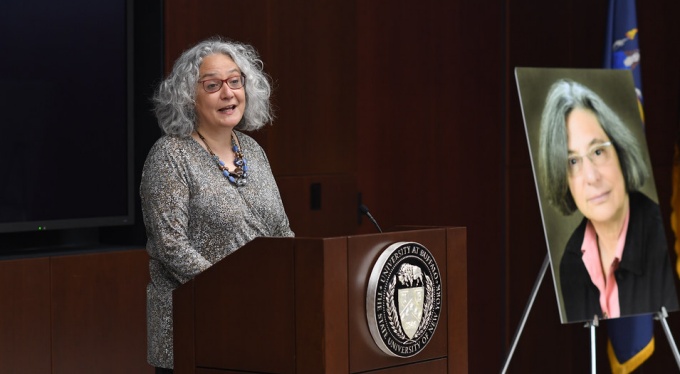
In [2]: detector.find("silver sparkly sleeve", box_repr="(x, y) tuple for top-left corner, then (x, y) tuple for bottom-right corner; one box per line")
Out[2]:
(141, 140), (212, 284)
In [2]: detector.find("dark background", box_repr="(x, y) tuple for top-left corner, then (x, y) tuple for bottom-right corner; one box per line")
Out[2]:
(3, 0), (680, 373)
(0, 0), (130, 232)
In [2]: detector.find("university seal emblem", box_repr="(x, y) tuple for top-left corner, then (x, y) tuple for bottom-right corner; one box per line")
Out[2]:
(366, 241), (442, 357)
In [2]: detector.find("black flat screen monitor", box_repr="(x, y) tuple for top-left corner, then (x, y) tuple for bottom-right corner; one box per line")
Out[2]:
(0, 0), (133, 235)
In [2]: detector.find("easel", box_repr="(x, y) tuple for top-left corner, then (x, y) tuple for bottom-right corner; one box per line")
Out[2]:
(500, 254), (680, 373)
(657, 307), (680, 367)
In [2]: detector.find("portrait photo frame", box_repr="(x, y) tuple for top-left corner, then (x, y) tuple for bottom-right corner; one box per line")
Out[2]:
(515, 67), (678, 324)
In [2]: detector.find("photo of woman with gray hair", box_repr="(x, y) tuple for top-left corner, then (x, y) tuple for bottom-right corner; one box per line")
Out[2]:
(538, 79), (678, 323)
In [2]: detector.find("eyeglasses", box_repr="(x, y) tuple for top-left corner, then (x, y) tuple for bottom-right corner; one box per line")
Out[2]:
(567, 141), (613, 176)
(198, 74), (246, 93)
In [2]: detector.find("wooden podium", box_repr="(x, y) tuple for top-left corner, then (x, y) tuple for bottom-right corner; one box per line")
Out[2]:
(173, 226), (467, 373)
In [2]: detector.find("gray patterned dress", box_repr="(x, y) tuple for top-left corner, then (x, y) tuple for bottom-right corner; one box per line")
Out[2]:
(140, 132), (294, 369)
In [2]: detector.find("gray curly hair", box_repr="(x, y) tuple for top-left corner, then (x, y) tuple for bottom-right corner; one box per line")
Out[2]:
(153, 37), (274, 135)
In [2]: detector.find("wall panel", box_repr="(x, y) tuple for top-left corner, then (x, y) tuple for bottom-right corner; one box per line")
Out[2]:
(0, 257), (51, 373)
(355, 2), (505, 372)
(51, 250), (150, 374)
(163, 0), (356, 176)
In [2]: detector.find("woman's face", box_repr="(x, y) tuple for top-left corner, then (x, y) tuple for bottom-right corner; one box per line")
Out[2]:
(566, 108), (628, 225)
(195, 53), (246, 131)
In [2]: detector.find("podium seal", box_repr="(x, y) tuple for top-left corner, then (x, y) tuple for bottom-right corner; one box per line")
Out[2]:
(366, 241), (442, 357)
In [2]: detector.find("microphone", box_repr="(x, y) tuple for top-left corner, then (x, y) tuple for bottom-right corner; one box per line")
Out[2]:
(359, 203), (383, 233)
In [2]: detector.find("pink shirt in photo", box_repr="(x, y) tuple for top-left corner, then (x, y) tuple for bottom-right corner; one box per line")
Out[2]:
(580, 209), (630, 319)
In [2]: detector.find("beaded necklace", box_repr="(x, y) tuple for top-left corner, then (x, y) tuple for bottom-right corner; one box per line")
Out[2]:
(196, 130), (248, 187)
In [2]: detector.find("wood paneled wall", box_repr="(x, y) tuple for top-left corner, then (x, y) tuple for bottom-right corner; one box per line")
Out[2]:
(163, 0), (356, 176)
(0, 258), (51, 373)
(355, 2), (505, 373)
(162, 0), (680, 372)
(0, 250), (151, 374)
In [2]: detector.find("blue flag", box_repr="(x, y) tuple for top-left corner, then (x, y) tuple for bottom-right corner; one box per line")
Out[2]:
(606, 315), (655, 373)
(604, 1), (655, 373)
(604, 0), (642, 104)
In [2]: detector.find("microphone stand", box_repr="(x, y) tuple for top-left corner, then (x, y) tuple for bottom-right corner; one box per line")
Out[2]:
(359, 204), (383, 233)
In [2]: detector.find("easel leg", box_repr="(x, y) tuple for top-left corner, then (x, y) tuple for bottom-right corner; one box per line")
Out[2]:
(500, 255), (550, 374)
(655, 306), (680, 370)
(585, 316), (599, 374)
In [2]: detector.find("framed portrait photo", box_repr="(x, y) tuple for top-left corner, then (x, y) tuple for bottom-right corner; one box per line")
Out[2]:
(515, 67), (679, 324)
